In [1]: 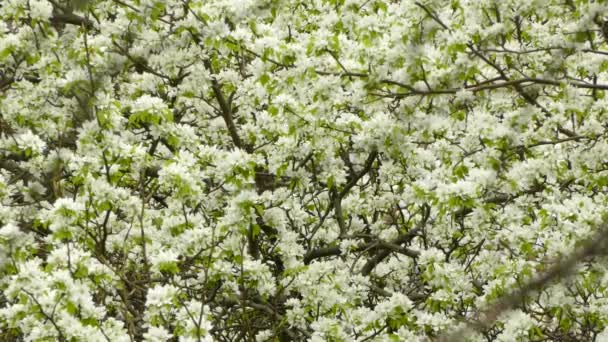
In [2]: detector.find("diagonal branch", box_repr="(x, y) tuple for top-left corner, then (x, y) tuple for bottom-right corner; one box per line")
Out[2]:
(339, 150), (378, 199)
(203, 59), (248, 152)
(415, 2), (450, 31)
(360, 204), (429, 276)
(21, 289), (67, 342)
(335, 150), (378, 236)
(439, 224), (608, 341)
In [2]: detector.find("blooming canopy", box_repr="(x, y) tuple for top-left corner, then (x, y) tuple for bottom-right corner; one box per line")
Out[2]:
(1, 0), (608, 341)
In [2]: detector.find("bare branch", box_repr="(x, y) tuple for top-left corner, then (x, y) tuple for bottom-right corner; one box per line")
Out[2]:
(51, 12), (94, 29)
(439, 224), (608, 341)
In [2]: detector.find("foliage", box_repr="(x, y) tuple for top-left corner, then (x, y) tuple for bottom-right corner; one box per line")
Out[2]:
(1, 0), (608, 341)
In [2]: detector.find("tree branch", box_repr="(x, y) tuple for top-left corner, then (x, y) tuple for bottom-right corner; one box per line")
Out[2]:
(203, 59), (248, 152)
(360, 205), (429, 276)
(303, 239), (420, 265)
(439, 224), (608, 341)
(51, 11), (94, 29)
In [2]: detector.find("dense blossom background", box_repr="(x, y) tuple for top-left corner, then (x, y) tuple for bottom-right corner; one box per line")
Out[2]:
(2, 0), (608, 341)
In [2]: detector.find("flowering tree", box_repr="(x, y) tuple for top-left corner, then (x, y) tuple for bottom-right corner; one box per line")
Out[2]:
(2, 0), (608, 341)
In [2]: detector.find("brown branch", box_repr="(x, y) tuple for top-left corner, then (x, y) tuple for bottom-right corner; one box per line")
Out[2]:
(359, 230), (423, 276)
(385, 77), (608, 97)
(439, 224), (608, 341)
(303, 239), (420, 265)
(203, 59), (248, 152)
(21, 289), (66, 342)
(339, 150), (378, 198)
(415, 2), (450, 30)
(583, 49), (608, 56)
(332, 150), (378, 236)
(51, 12), (94, 29)
(0, 76), (15, 92)
(315, 70), (369, 77)
(0, 159), (38, 184)
(110, 42), (173, 81)
(360, 205), (429, 276)
(454, 182), (547, 220)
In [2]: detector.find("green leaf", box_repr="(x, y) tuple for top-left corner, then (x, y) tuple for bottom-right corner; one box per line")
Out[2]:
(254, 204), (265, 216)
(453, 164), (469, 179)
(260, 74), (270, 85)
(268, 105), (279, 116)
(0, 47), (12, 60)
(159, 261), (179, 274)
(251, 224), (260, 238)
(451, 110), (466, 121)
(327, 175), (335, 189)
(81, 317), (99, 327)
(66, 301), (78, 315)
(166, 134), (180, 148)
(74, 264), (88, 279)
(53, 229), (73, 241)
(487, 157), (501, 171)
